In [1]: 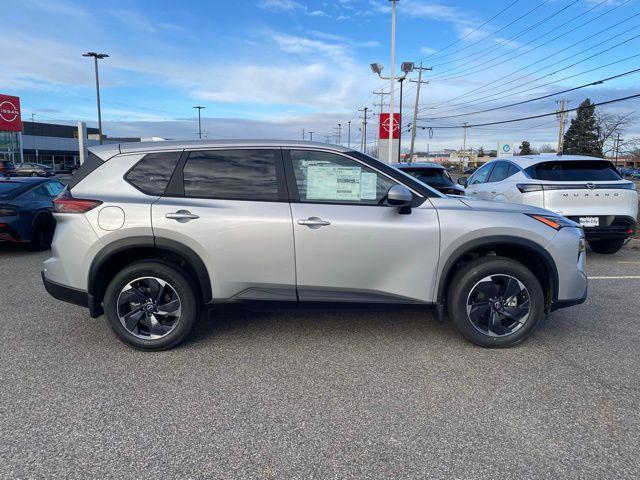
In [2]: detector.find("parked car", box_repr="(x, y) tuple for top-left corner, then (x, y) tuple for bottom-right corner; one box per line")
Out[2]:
(0, 160), (16, 177)
(392, 162), (465, 195)
(618, 167), (634, 177)
(631, 170), (640, 179)
(458, 155), (638, 253)
(15, 163), (55, 177)
(0, 177), (64, 250)
(43, 141), (587, 350)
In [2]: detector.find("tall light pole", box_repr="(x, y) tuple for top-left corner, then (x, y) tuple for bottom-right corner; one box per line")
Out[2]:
(309, 131), (314, 141)
(193, 106), (205, 139)
(347, 121), (351, 148)
(388, 0), (397, 164)
(82, 52), (109, 145)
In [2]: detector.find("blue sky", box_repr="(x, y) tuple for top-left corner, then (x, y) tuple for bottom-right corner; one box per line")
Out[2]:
(3, 0), (640, 150)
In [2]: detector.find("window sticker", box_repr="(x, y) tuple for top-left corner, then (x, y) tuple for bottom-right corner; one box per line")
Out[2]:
(360, 172), (377, 200)
(307, 165), (364, 200)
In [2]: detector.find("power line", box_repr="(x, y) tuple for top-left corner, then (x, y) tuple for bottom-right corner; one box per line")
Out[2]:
(416, 93), (640, 129)
(418, 67), (640, 121)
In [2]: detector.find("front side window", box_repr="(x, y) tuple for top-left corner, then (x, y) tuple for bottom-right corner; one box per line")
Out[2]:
(183, 149), (280, 201)
(487, 162), (511, 183)
(290, 150), (398, 204)
(468, 163), (494, 185)
(125, 151), (182, 196)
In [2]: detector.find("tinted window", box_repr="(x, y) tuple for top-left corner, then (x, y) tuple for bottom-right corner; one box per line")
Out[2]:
(468, 163), (494, 185)
(183, 149), (280, 200)
(126, 152), (182, 196)
(290, 150), (397, 204)
(401, 168), (453, 188)
(525, 160), (621, 181)
(487, 162), (511, 183)
(44, 181), (64, 197)
(507, 163), (519, 178)
(0, 182), (22, 196)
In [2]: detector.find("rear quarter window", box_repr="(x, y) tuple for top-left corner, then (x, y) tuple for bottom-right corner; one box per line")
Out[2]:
(66, 153), (104, 190)
(525, 160), (621, 181)
(125, 152), (182, 196)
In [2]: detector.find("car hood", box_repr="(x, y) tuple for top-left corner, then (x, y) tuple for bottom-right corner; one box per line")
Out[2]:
(457, 197), (557, 216)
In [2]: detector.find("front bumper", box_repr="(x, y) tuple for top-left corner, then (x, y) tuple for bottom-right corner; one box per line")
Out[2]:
(546, 227), (588, 308)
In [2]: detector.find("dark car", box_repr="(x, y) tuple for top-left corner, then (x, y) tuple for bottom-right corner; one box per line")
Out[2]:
(0, 178), (65, 250)
(0, 160), (16, 177)
(393, 162), (465, 195)
(15, 163), (55, 177)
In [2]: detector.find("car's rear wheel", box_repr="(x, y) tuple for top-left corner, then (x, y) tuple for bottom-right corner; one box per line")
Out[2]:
(104, 261), (199, 350)
(447, 257), (545, 348)
(29, 172), (38, 177)
(588, 238), (625, 254)
(27, 213), (55, 251)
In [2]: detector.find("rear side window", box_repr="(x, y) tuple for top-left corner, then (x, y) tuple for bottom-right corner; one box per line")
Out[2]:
(182, 149), (280, 201)
(487, 162), (511, 183)
(125, 152), (182, 196)
(66, 153), (104, 190)
(525, 160), (621, 181)
(468, 163), (493, 185)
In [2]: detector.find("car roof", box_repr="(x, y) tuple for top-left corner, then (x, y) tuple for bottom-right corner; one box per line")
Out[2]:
(393, 162), (445, 170)
(89, 139), (353, 159)
(487, 154), (606, 169)
(0, 177), (50, 185)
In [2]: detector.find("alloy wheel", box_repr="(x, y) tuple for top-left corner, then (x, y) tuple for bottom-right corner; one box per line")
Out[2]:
(466, 274), (531, 337)
(117, 277), (182, 339)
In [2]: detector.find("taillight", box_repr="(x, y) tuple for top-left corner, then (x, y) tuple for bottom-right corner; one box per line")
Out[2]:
(53, 190), (102, 214)
(516, 183), (543, 193)
(0, 206), (17, 216)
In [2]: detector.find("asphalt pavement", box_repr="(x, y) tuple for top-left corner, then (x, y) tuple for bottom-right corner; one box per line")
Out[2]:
(0, 244), (639, 479)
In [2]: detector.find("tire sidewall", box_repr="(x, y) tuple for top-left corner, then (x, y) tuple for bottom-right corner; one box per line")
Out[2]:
(104, 261), (199, 351)
(448, 257), (545, 348)
(588, 238), (624, 254)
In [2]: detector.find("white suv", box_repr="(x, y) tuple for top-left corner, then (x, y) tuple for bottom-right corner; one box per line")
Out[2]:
(460, 155), (638, 254)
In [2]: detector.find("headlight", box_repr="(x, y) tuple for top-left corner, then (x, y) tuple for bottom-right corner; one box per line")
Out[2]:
(526, 214), (575, 230)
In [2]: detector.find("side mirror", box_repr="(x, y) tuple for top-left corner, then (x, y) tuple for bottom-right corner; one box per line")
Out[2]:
(457, 176), (468, 186)
(387, 184), (413, 214)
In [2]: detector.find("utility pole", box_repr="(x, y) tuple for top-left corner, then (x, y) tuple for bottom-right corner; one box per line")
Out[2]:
(615, 132), (624, 167)
(31, 113), (37, 122)
(556, 98), (568, 155)
(397, 77), (406, 162)
(463, 122), (468, 150)
(358, 107), (369, 152)
(408, 63), (432, 163)
(82, 51), (109, 144)
(334, 123), (342, 145)
(347, 121), (351, 148)
(302, 128), (306, 141)
(193, 106), (205, 139)
(308, 131), (314, 141)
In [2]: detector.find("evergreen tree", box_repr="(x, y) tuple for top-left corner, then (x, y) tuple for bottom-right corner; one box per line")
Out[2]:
(563, 99), (602, 156)
(478, 146), (485, 157)
(519, 141), (532, 155)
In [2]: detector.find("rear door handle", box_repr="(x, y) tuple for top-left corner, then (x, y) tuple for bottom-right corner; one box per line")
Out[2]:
(298, 217), (331, 228)
(166, 210), (199, 222)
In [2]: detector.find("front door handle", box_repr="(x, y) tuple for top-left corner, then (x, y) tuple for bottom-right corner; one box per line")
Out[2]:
(298, 217), (331, 228)
(166, 210), (199, 223)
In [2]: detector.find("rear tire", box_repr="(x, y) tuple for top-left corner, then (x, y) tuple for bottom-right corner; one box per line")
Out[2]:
(103, 261), (199, 351)
(447, 256), (545, 348)
(29, 172), (38, 177)
(588, 238), (625, 254)
(27, 213), (55, 251)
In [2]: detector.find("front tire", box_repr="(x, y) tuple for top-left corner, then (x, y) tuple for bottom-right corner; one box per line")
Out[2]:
(103, 261), (199, 350)
(447, 257), (545, 348)
(588, 238), (625, 254)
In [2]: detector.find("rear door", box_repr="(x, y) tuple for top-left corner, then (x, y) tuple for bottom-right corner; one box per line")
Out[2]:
(285, 149), (440, 303)
(151, 148), (296, 302)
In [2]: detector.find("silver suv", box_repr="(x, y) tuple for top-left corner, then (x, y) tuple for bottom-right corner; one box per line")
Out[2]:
(42, 141), (588, 350)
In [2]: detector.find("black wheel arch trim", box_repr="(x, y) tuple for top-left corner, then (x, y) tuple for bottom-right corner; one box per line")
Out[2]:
(88, 236), (212, 314)
(436, 235), (560, 305)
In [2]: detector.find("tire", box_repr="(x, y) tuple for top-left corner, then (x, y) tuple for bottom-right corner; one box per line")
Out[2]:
(447, 256), (545, 348)
(27, 213), (55, 251)
(103, 261), (199, 351)
(29, 172), (38, 177)
(588, 238), (625, 254)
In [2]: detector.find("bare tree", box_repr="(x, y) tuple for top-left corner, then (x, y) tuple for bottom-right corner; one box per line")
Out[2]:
(595, 112), (635, 157)
(539, 144), (556, 153)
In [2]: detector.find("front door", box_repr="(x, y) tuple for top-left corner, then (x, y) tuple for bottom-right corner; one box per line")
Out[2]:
(285, 149), (440, 303)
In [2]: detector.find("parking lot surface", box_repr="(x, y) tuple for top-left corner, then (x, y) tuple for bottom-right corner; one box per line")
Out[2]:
(1, 245), (639, 479)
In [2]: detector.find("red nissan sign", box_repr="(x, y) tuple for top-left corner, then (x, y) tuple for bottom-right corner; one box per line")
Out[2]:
(0, 94), (22, 132)
(379, 113), (400, 140)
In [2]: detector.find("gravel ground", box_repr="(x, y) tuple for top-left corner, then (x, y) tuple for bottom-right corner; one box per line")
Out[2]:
(0, 245), (639, 479)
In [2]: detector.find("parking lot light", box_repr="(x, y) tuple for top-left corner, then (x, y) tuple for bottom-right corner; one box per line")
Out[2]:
(82, 52), (109, 145)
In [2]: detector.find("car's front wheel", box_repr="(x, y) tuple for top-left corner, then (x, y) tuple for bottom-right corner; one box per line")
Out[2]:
(103, 261), (199, 350)
(588, 238), (625, 254)
(447, 257), (545, 348)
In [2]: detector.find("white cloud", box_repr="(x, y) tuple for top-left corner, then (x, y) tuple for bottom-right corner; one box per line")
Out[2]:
(309, 10), (329, 17)
(258, 0), (301, 11)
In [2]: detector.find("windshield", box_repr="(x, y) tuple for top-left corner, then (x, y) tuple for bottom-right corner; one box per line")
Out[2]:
(401, 168), (454, 187)
(525, 160), (621, 181)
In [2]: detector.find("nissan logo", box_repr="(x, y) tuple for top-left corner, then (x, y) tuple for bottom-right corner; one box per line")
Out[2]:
(586, 182), (596, 190)
(0, 100), (20, 123)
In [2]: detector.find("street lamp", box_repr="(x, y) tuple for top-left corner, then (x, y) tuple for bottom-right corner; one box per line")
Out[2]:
(193, 106), (205, 139)
(82, 52), (109, 145)
(370, 60), (414, 162)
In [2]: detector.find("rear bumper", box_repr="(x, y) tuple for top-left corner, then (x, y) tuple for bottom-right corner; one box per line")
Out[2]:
(42, 271), (102, 317)
(568, 216), (637, 240)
